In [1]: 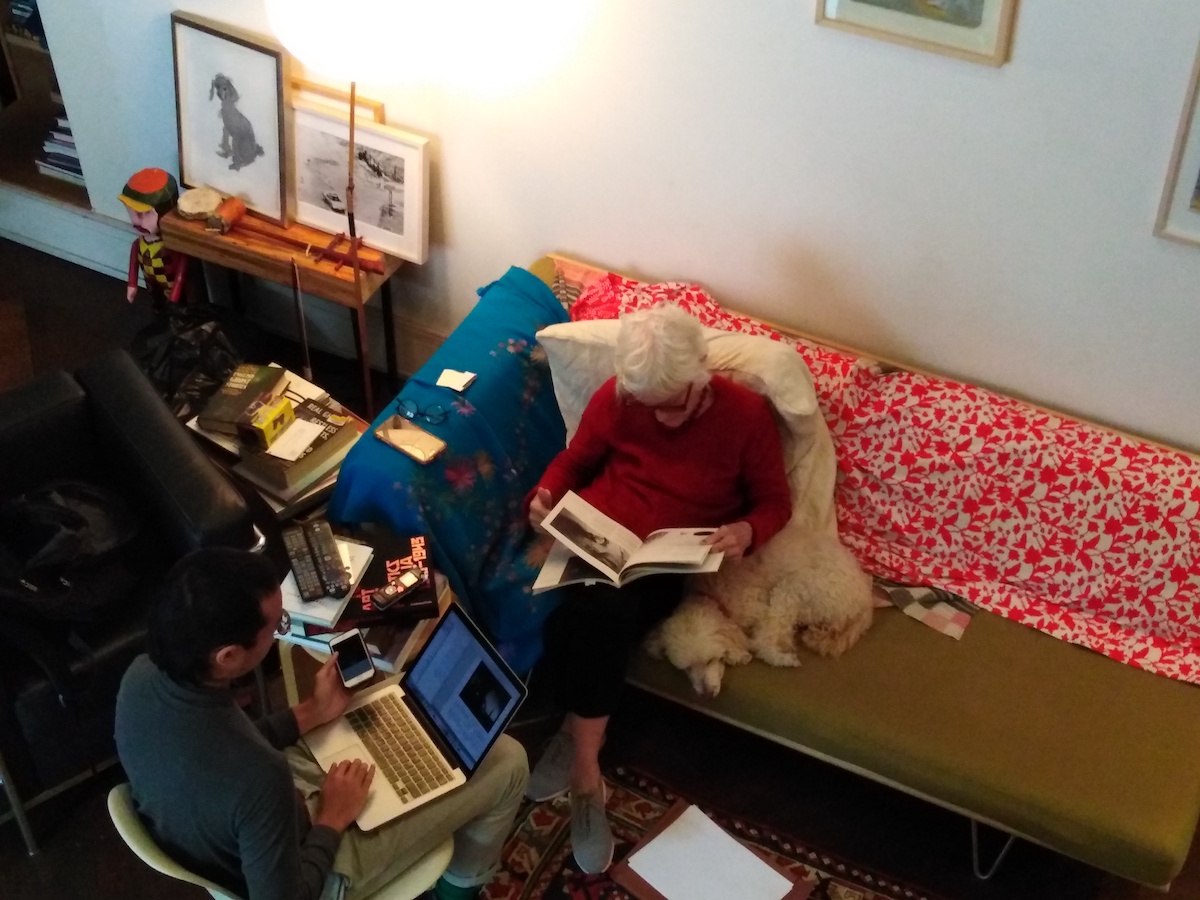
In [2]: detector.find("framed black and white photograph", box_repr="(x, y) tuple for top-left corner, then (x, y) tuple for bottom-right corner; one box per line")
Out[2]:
(815, 0), (1018, 67)
(1156, 38), (1200, 248)
(292, 101), (429, 264)
(171, 12), (291, 225)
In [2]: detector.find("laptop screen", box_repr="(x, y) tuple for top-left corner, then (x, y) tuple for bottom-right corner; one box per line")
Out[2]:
(405, 604), (526, 772)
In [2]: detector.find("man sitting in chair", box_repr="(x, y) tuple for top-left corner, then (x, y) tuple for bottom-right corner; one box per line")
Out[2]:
(115, 548), (528, 900)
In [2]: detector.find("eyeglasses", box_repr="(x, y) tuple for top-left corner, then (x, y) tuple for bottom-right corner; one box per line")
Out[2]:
(398, 398), (447, 425)
(276, 610), (291, 636)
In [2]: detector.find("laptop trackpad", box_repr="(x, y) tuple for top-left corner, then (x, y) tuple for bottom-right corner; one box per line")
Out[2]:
(304, 719), (360, 758)
(315, 746), (402, 831)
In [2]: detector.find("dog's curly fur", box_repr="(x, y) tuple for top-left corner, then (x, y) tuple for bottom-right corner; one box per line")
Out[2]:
(644, 525), (873, 696)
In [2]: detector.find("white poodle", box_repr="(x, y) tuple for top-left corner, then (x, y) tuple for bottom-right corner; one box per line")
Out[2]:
(644, 524), (874, 697)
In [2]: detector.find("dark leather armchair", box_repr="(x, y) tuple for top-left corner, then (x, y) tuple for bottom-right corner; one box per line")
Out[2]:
(0, 349), (262, 854)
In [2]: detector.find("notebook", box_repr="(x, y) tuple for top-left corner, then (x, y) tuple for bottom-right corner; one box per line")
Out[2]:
(304, 603), (527, 830)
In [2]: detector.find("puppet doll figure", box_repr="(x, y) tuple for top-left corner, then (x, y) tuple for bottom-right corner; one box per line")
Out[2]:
(119, 168), (187, 306)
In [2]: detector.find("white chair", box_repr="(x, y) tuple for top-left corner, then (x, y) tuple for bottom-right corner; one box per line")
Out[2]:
(107, 783), (454, 900)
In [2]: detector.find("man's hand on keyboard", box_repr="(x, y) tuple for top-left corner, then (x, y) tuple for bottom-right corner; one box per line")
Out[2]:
(293, 655), (352, 735)
(315, 758), (376, 833)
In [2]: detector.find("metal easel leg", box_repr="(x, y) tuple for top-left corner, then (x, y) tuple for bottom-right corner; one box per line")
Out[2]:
(970, 819), (1016, 880)
(0, 745), (38, 855)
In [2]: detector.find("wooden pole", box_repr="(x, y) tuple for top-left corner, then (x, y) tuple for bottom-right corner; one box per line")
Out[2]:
(345, 81), (373, 415)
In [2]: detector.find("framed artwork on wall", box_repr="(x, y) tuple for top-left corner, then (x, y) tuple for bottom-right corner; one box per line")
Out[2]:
(171, 12), (291, 225)
(1156, 41), (1200, 248)
(291, 101), (430, 264)
(291, 78), (386, 124)
(815, 0), (1019, 67)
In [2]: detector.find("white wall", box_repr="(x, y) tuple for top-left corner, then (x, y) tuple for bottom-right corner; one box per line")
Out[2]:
(13, 0), (1200, 451)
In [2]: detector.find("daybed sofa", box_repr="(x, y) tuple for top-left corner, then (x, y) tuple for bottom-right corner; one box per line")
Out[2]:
(328, 256), (1200, 889)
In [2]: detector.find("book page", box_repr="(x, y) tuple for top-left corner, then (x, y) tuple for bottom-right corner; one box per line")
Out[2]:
(532, 540), (613, 593)
(621, 550), (724, 584)
(541, 491), (641, 582)
(627, 804), (793, 900)
(626, 527), (716, 568)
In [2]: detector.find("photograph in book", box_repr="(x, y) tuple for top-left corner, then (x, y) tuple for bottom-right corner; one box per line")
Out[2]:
(534, 491), (724, 592)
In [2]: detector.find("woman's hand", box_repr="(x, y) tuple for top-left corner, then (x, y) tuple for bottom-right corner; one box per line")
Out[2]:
(293, 654), (351, 735)
(529, 487), (554, 531)
(705, 521), (753, 561)
(314, 758), (375, 833)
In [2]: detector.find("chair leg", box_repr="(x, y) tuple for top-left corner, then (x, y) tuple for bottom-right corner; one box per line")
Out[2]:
(0, 744), (37, 855)
(970, 819), (1016, 880)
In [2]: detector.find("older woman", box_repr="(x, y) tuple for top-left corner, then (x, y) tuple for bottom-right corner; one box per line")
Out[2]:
(525, 303), (792, 872)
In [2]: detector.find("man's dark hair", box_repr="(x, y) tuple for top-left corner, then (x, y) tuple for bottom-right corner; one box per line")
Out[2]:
(148, 548), (281, 686)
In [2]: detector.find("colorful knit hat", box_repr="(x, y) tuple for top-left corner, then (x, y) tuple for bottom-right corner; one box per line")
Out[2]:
(118, 168), (179, 215)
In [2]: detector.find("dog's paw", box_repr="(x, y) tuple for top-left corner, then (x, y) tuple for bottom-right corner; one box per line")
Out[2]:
(724, 644), (752, 666)
(686, 660), (725, 698)
(753, 644), (802, 667)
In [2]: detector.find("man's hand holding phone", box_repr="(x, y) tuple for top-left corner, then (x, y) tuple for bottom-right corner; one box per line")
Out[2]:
(292, 655), (351, 735)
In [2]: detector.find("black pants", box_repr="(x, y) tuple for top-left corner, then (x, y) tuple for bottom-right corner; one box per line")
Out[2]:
(539, 575), (684, 719)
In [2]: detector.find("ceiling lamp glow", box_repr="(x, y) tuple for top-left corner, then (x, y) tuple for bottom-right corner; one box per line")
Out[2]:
(266, 0), (599, 94)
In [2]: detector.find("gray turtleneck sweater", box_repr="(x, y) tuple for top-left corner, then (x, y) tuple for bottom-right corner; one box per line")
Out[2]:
(115, 654), (340, 900)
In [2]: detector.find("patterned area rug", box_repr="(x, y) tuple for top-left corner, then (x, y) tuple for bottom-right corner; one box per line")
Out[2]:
(483, 764), (948, 900)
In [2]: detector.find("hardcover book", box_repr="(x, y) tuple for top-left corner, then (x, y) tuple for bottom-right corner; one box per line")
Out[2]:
(235, 397), (359, 490)
(532, 491), (724, 593)
(304, 531), (439, 633)
(197, 364), (288, 436)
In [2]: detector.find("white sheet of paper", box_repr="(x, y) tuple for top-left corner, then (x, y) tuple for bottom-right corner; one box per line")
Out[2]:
(626, 805), (793, 900)
(436, 368), (476, 391)
(267, 418), (325, 461)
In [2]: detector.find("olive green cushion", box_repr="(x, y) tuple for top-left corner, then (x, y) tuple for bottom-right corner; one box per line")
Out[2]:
(628, 607), (1200, 887)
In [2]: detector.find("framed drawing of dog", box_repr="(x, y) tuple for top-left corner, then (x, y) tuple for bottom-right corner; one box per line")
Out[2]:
(171, 12), (292, 226)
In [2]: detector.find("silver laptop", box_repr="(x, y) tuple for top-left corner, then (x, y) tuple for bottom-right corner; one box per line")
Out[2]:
(304, 603), (527, 830)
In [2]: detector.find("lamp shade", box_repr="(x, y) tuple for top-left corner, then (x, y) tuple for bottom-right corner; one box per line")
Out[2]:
(266, 0), (598, 93)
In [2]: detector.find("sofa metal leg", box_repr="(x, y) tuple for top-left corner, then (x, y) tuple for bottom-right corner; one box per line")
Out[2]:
(0, 745), (37, 855)
(970, 820), (1015, 880)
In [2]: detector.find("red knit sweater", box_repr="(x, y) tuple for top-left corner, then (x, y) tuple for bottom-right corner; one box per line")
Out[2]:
(534, 375), (793, 552)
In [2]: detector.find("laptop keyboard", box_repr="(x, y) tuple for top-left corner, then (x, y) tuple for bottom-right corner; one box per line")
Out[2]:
(346, 693), (455, 803)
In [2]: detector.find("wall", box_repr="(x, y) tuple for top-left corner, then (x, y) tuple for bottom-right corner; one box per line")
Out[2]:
(5, 0), (1200, 451)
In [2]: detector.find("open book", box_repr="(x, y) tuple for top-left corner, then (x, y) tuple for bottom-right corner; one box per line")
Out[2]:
(533, 491), (723, 593)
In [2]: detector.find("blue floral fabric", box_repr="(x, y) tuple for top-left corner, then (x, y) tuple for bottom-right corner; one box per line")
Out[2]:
(327, 266), (569, 673)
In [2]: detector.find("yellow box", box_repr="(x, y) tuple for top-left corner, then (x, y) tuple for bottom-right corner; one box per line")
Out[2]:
(237, 395), (295, 450)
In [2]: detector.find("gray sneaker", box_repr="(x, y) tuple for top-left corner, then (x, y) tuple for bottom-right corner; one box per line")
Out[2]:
(526, 730), (574, 801)
(570, 786), (614, 874)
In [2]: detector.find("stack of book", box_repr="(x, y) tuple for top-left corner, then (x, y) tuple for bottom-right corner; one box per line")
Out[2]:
(37, 114), (84, 186)
(279, 531), (444, 673)
(186, 363), (366, 519)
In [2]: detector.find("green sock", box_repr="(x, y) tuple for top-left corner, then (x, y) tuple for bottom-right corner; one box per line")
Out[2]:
(432, 875), (479, 900)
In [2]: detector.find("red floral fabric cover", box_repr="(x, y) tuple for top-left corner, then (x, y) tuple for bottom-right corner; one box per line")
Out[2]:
(570, 272), (1200, 683)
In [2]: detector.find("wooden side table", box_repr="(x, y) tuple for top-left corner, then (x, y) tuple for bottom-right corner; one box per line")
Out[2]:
(160, 209), (404, 415)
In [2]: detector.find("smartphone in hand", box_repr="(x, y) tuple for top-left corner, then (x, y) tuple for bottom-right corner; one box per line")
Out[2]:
(329, 628), (376, 688)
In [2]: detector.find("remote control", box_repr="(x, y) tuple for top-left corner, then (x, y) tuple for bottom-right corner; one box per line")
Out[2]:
(282, 521), (351, 601)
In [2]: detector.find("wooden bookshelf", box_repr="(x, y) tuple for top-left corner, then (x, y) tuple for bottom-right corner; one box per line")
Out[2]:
(0, 24), (88, 207)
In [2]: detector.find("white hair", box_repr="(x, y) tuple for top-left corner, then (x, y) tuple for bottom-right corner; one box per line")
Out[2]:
(614, 304), (710, 403)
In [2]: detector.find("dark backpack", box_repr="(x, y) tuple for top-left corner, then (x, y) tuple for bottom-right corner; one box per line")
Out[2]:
(0, 480), (140, 626)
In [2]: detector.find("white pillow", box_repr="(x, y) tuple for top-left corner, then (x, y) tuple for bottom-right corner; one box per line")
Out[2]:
(537, 320), (818, 436)
(536, 319), (836, 534)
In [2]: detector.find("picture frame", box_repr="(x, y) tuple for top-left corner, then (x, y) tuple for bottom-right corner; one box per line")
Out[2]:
(1156, 40), (1200, 248)
(291, 101), (430, 265)
(291, 78), (386, 124)
(815, 0), (1018, 67)
(171, 11), (291, 225)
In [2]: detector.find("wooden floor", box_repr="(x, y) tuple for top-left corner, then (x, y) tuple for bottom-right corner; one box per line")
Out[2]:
(2, 236), (1198, 900)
